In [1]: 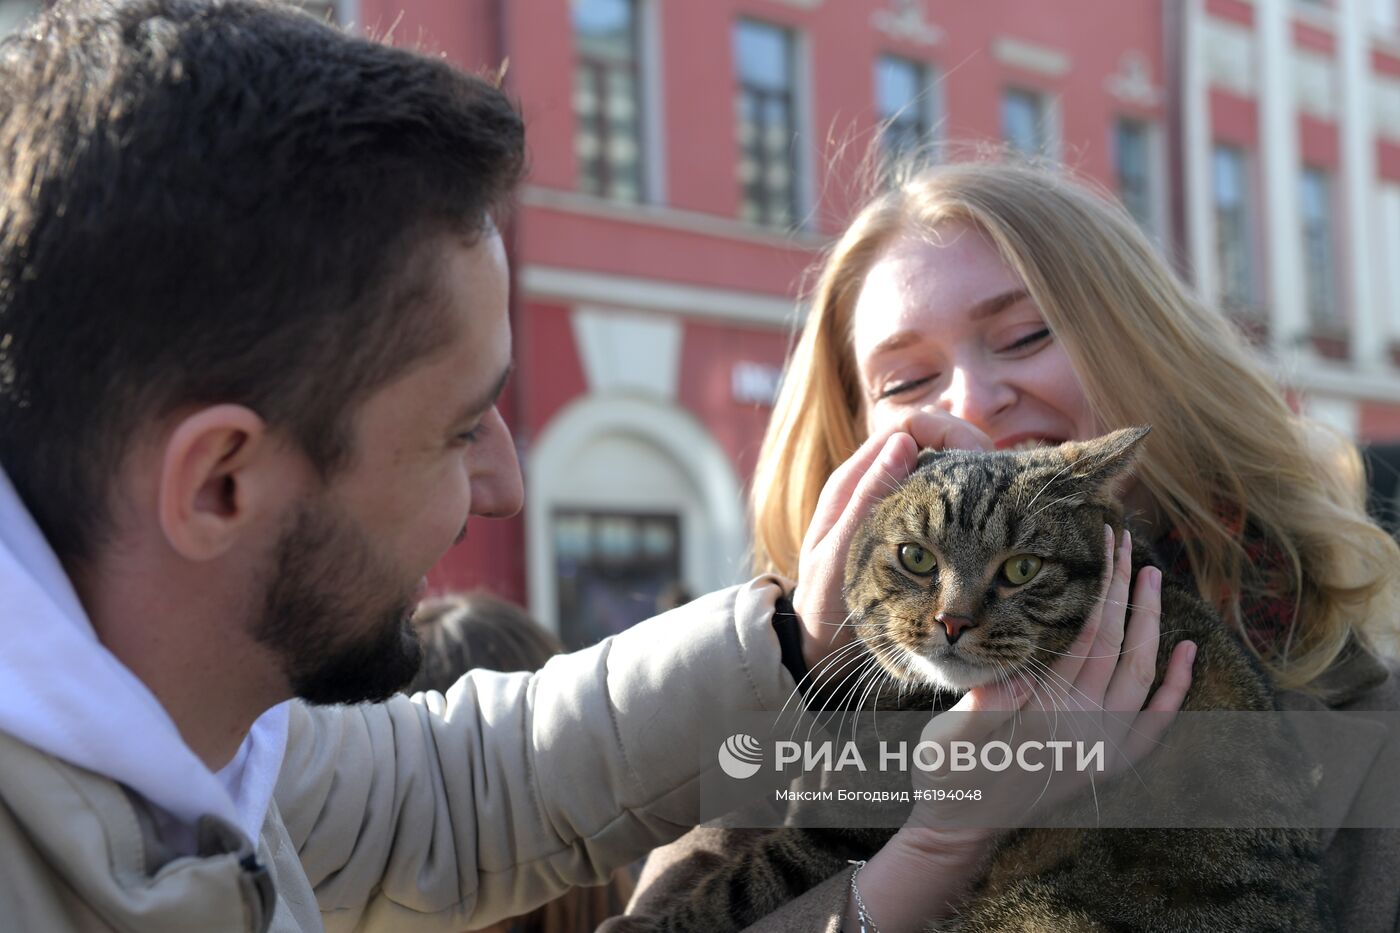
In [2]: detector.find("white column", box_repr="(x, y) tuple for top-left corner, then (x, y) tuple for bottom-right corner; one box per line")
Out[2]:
(1258, 0), (1308, 352)
(1184, 0), (1217, 303)
(1339, 0), (1386, 367)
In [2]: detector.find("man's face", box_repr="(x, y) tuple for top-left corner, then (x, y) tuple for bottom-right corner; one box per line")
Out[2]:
(253, 231), (522, 704)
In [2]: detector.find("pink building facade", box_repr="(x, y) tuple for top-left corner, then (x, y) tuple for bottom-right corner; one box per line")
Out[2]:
(361, 0), (1192, 644)
(6, 0), (1397, 641)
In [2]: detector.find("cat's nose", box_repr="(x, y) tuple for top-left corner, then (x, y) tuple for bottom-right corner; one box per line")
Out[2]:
(936, 613), (976, 644)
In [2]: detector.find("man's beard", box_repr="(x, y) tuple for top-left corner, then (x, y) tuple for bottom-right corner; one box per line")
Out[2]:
(252, 501), (423, 705)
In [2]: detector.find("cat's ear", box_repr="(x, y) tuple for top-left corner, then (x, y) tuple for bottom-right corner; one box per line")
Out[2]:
(1060, 426), (1151, 493)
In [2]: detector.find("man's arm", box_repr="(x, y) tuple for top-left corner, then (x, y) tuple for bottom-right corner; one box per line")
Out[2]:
(274, 576), (796, 931)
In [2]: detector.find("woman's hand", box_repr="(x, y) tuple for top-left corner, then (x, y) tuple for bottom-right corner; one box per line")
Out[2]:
(842, 527), (1197, 933)
(792, 411), (993, 671)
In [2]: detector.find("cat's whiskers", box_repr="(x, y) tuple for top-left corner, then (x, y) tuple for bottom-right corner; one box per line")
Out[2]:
(789, 633), (895, 719)
(1020, 655), (1156, 808)
(824, 655), (886, 745)
(777, 634), (886, 725)
(1026, 491), (1088, 522)
(1021, 458), (1078, 514)
(803, 646), (895, 744)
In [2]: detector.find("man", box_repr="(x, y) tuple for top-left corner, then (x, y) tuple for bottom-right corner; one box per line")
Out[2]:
(0, 1), (838, 928)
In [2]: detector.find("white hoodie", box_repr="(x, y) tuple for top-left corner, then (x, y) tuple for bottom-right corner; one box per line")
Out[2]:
(0, 467), (287, 847)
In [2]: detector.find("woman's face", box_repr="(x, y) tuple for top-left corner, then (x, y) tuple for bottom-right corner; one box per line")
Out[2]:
(851, 221), (1100, 447)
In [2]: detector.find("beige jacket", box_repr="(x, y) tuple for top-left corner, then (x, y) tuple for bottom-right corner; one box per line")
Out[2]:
(0, 577), (795, 932)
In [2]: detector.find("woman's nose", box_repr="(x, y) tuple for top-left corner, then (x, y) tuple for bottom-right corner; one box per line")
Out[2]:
(937, 367), (1015, 431)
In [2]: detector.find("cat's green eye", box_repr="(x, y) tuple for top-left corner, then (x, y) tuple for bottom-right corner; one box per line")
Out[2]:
(898, 543), (937, 575)
(1002, 555), (1043, 585)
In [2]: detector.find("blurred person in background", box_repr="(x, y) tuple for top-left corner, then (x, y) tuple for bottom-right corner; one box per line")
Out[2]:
(408, 594), (635, 933)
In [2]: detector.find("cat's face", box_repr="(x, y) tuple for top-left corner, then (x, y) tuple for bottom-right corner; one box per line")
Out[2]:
(843, 427), (1148, 693)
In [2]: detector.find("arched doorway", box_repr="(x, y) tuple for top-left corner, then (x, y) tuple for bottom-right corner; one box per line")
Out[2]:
(526, 394), (747, 647)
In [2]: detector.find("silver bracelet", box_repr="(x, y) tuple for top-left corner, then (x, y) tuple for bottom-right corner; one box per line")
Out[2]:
(848, 859), (882, 933)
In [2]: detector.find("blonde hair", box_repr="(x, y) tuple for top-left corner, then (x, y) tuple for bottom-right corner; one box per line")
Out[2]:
(752, 159), (1399, 691)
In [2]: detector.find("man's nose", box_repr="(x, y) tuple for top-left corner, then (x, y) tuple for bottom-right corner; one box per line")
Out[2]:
(470, 408), (524, 519)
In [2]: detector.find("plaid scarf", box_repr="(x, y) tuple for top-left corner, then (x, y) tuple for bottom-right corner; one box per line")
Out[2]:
(1154, 519), (1297, 654)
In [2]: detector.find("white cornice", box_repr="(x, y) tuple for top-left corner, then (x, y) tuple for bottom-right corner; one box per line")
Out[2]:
(520, 185), (827, 250)
(518, 265), (803, 328)
(992, 36), (1071, 78)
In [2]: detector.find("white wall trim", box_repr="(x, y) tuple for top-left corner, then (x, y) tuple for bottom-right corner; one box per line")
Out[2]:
(1258, 0), (1309, 350)
(525, 394), (748, 632)
(520, 185), (827, 249)
(1269, 350), (1400, 402)
(570, 307), (683, 399)
(1105, 50), (1164, 108)
(1339, 0), (1386, 368)
(992, 36), (1071, 78)
(519, 264), (803, 327)
(1185, 0), (1219, 302)
(1204, 16), (1258, 96)
(871, 0), (944, 46)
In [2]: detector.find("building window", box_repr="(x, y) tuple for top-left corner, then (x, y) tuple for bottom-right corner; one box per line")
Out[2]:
(1113, 118), (1154, 231)
(1371, 0), (1399, 33)
(288, 0), (348, 23)
(1300, 166), (1337, 325)
(734, 19), (799, 227)
(1212, 145), (1255, 309)
(553, 510), (682, 649)
(0, 0), (39, 36)
(876, 55), (933, 167)
(1002, 88), (1051, 156)
(573, 0), (645, 203)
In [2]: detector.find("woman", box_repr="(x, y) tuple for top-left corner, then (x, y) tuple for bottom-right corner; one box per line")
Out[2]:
(626, 159), (1400, 931)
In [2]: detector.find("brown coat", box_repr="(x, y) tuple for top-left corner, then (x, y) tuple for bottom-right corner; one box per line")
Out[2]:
(619, 649), (1400, 932)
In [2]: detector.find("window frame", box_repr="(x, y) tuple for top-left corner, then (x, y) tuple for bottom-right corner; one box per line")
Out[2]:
(1300, 165), (1339, 327)
(573, 0), (649, 203)
(1211, 144), (1258, 312)
(733, 17), (804, 229)
(875, 53), (936, 167)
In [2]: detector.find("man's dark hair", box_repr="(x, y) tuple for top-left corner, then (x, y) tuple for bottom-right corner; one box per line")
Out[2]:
(0, 0), (525, 565)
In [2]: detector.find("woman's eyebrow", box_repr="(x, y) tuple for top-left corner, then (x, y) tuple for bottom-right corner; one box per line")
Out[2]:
(866, 287), (1033, 359)
(967, 288), (1032, 321)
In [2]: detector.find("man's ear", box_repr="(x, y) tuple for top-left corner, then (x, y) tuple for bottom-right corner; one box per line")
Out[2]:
(156, 405), (286, 561)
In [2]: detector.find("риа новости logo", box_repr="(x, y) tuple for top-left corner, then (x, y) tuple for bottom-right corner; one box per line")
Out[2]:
(718, 733), (763, 779)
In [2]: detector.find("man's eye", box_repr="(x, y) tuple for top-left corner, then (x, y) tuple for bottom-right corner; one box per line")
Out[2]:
(454, 427), (482, 444)
(877, 374), (937, 400)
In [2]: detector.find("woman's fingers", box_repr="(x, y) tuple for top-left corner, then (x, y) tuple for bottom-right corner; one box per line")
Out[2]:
(1072, 528), (1135, 707)
(1042, 525), (1114, 705)
(802, 427), (909, 552)
(795, 432), (918, 668)
(1119, 640), (1196, 764)
(902, 408), (995, 454)
(1102, 562), (1163, 712)
(1143, 639), (1196, 715)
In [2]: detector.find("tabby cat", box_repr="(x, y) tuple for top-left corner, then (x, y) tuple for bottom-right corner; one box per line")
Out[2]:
(612, 427), (1332, 932)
